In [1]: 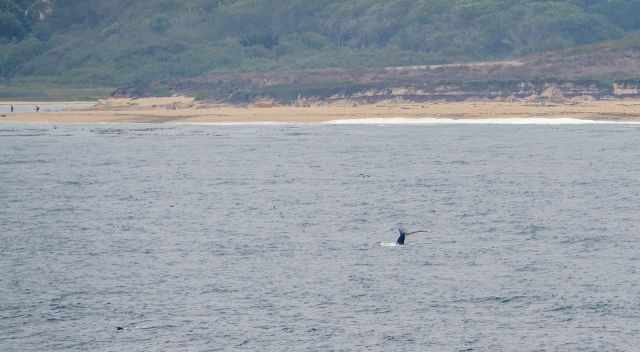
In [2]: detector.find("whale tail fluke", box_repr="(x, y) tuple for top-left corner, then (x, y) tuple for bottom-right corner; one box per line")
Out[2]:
(396, 227), (428, 245)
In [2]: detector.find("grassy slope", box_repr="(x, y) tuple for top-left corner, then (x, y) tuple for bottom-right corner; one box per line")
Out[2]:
(0, 80), (114, 100)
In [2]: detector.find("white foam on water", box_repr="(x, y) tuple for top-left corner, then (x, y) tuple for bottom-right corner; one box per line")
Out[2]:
(325, 117), (640, 125)
(174, 121), (293, 126)
(379, 242), (400, 247)
(7, 118), (638, 126)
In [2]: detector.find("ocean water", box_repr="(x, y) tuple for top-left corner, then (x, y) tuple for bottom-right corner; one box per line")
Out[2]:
(1, 122), (640, 351)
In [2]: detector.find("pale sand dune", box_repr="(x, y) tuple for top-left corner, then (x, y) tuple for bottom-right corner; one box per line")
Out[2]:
(2, 97), (640, 123)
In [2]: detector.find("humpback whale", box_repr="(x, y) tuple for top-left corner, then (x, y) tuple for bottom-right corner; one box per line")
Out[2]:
(395, 227), (428, 245)
(380, 227), (428, 246)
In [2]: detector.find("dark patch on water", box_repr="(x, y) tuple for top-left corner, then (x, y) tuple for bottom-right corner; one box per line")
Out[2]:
(0, 159), (51, 165)
(90, 128), (126, 135)
(0, 133), (48, 137)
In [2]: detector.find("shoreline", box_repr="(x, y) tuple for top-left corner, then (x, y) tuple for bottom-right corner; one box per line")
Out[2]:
(2, 97), (640, 124)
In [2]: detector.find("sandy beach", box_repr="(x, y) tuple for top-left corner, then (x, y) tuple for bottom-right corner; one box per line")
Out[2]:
(2, 96), (640, 123)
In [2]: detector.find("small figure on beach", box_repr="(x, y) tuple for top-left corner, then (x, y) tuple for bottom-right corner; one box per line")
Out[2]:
(10, 105), (14, 113)
(35, 105), (40, 112)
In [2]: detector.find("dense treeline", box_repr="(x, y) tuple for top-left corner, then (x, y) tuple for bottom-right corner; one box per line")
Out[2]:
(3, 0), (640, 86)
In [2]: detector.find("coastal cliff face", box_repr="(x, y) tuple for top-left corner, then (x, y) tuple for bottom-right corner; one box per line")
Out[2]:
(113, 46), (640, 104)
(277, 80), (640, 104)
(116, 78), (640, 105)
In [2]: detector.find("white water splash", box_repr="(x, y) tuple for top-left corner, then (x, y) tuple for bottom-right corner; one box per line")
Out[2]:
(379, 242), (400, 247)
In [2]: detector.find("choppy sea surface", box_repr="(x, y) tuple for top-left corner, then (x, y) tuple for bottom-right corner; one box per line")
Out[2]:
(1, 122), (640, 351)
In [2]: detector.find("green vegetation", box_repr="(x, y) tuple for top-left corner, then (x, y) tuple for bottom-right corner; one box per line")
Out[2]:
(2, 0), (640, 90)
(0, 80), (113, 100)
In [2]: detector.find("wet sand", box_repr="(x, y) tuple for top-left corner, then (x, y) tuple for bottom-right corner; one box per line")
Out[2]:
(2, 96), (640, 123)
